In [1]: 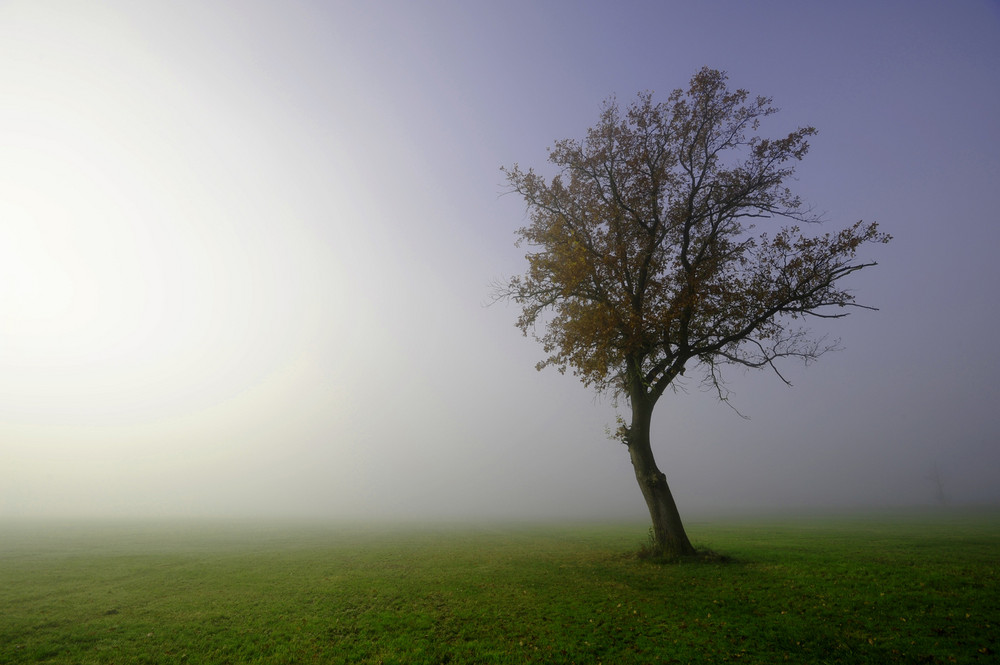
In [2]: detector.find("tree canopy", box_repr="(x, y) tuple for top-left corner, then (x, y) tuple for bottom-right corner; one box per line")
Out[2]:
(502, 67), (889, 407)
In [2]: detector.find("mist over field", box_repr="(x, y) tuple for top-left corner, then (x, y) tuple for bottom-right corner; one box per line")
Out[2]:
(1, 1), (999, 522)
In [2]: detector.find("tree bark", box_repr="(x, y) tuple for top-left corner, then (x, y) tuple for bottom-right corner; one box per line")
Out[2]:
(627, 395), (696, 557)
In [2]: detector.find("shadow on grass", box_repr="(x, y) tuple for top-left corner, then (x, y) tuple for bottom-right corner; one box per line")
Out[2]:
(634, 534), (736, 564)
(635, 546), (735, 565)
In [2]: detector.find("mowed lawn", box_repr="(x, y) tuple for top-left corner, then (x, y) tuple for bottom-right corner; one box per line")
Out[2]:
(1, 513), (997, 664)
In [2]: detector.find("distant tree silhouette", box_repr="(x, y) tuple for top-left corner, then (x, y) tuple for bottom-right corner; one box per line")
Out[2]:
(926, 465), (948, 506)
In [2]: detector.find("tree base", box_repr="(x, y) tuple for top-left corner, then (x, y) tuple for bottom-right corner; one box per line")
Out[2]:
(635, 542), (733, 564)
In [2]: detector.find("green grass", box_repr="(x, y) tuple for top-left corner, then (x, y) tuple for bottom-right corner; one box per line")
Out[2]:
(1, 513), (997, 664)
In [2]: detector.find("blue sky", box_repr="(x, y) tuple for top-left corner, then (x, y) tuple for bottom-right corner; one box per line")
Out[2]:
(1, 1), (998, 519)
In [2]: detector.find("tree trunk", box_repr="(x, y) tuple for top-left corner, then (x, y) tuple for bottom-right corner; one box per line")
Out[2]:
(627, 396), (696, 557)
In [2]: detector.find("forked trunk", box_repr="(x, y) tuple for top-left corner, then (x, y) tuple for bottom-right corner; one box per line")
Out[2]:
(627, 396), (696, 557)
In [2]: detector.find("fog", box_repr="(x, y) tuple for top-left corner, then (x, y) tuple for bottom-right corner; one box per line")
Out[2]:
(2, 1), (998, 522)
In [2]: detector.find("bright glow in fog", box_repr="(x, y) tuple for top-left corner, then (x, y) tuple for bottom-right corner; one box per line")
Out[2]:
(0, 4), (316, 425)
(0, 2), (375, 513)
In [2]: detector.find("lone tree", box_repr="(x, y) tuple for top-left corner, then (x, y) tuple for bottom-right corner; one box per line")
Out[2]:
(497, 68), (890, 557)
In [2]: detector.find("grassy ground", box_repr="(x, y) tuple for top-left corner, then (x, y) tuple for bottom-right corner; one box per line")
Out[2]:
(1, 512), (997, 664)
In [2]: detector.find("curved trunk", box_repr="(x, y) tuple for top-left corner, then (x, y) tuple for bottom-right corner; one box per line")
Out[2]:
(627, 395), (696, 557)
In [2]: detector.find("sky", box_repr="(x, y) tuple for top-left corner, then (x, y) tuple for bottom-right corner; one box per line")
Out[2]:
(1, 0), (998, 521)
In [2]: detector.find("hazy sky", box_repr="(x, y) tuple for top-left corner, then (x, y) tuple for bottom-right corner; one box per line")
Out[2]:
(1, 1), (998, 521)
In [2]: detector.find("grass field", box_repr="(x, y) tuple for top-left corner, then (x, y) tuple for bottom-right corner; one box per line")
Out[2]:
(1, 512), (997, 664)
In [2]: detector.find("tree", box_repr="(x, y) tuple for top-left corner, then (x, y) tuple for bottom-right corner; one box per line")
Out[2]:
(497, 68), (890, 557)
